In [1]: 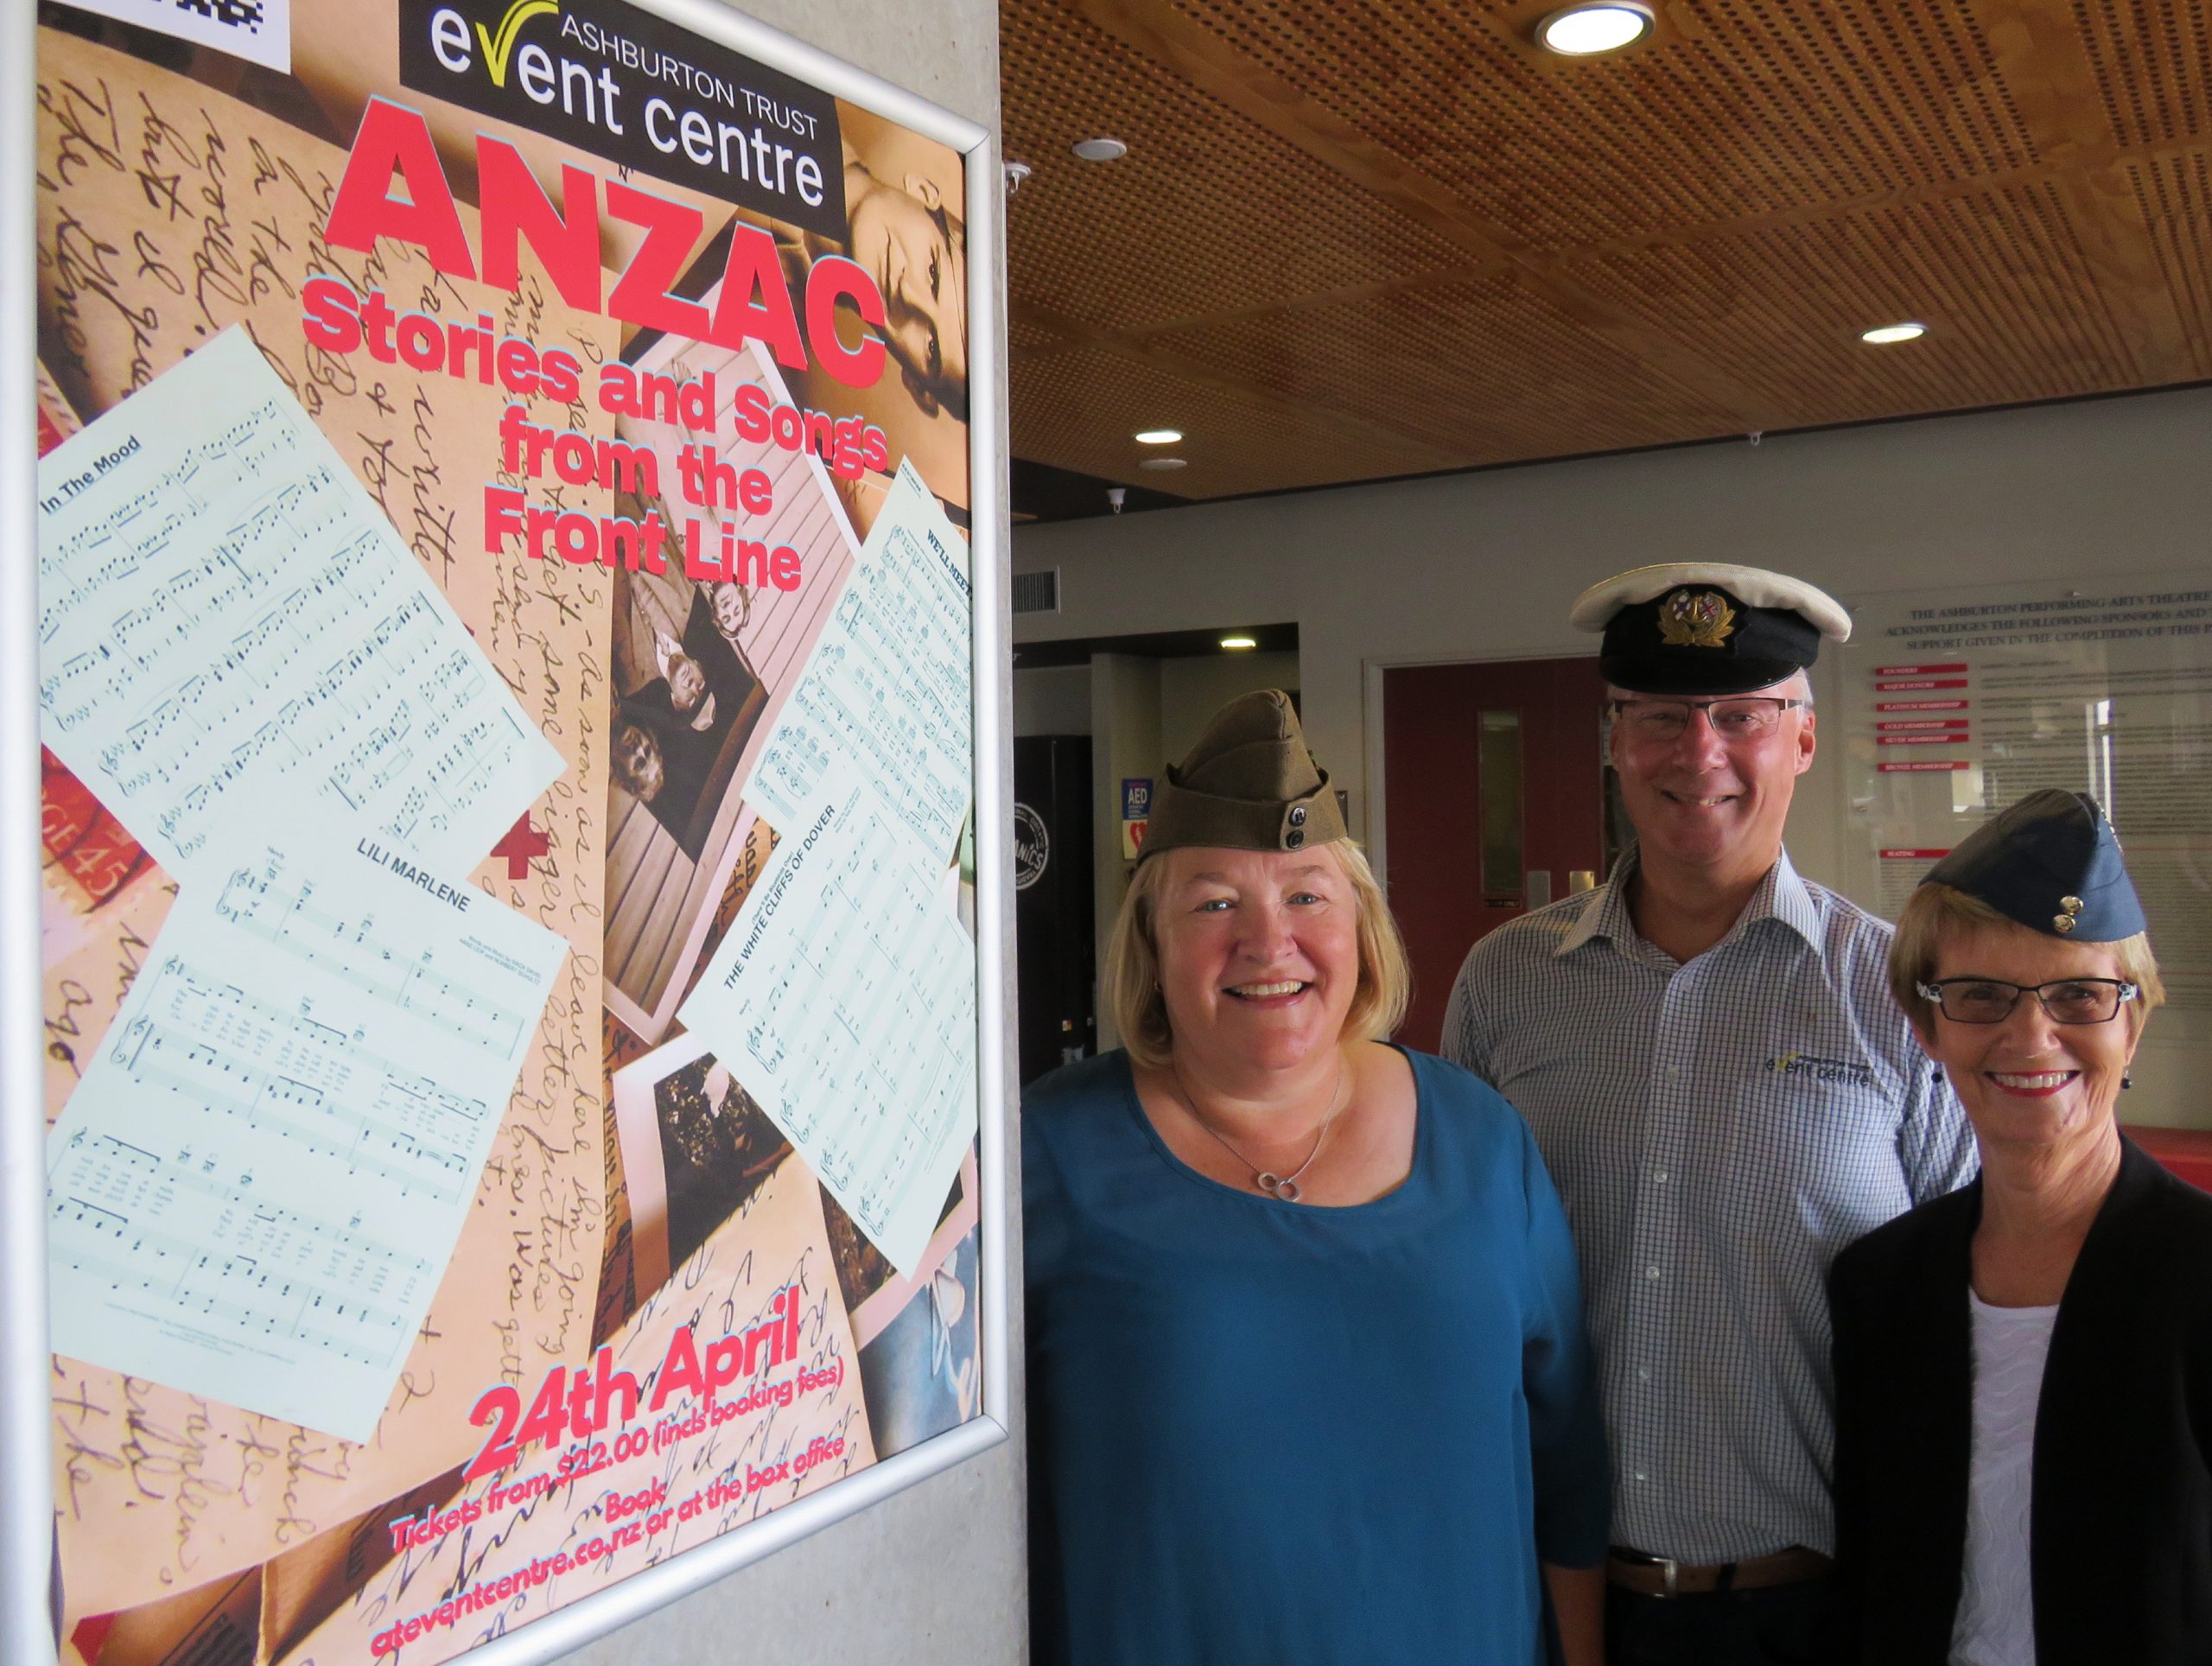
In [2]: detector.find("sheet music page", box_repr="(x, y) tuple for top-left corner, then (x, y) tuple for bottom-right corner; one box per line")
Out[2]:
(283, 1154), (874, 1666)
(36, 327), (563, 881)
(743, 460), (973, 870)
(680, 761), (976, 1276)
(47, 833), (568, 1441)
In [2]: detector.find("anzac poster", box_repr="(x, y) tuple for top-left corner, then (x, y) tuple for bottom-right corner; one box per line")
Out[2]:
(22, 0), (995, 1659)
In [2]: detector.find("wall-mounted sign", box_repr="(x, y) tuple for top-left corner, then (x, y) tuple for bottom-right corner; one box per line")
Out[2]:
(1014, 802), (1051, 888)
(1121, 776), (1152, 861)
(10, 2), (1006, 1662)
(1844, 573), (2212, 1019)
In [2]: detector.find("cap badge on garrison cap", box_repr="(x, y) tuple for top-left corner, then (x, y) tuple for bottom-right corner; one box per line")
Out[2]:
(1659, 589), (1737, 649)
(2055, 895), (2084, 934)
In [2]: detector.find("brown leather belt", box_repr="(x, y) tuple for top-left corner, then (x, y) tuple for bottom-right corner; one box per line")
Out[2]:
(1605, 1545), (1833, 1599)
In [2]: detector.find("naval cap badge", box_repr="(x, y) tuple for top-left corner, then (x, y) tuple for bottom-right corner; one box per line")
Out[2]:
(1658, 588), (1737, 649)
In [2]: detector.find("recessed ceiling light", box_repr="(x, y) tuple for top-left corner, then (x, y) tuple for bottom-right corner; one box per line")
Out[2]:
(1139, 456), (1187, 471)
(1071, 137), (1127, 162)
(1221, 635), (1258, 651)
(1860, 321), (1929, 344)
(1536, 2), (1655, 55)
(1135, 428), (1183, 445)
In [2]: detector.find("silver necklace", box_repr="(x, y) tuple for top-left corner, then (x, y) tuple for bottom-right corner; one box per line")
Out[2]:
(1169, 1054), (1349, 1203)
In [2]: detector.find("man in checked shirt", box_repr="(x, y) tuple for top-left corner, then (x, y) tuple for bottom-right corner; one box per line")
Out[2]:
(1442, 562), (1976, 1666)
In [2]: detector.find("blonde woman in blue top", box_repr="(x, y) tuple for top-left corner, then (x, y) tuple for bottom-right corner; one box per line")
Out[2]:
(1024, 691), (1610, 1666)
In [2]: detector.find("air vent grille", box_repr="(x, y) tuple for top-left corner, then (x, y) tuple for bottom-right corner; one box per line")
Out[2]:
(1012, 569), (1060, 615)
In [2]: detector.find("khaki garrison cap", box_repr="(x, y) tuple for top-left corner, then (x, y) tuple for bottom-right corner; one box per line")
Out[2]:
(1141, 690), (1348, 862)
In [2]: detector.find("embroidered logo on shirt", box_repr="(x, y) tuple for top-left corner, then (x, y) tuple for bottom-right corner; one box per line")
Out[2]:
(1764, 1051), (1878, 1089)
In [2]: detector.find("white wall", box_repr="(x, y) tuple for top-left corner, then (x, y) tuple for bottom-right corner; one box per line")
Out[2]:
(1014, 387), (2212, 1124)
(563, 0), (1025, 1662)
(1087, 654), (1161, 1049)
(1159, 651), (1300, 766)
(1014, 649), (1301, 752)
(1014, 664), (1090, 736)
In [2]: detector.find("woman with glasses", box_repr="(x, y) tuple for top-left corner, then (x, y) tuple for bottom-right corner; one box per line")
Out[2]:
(1827, 788), (2212, 1664)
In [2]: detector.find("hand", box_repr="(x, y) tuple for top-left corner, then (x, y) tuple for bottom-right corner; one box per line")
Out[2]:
(1543, 1561), (1605, 1666)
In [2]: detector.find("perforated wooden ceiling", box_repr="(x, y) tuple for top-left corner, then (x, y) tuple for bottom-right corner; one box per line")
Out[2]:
(1001, 0), (2212, 506)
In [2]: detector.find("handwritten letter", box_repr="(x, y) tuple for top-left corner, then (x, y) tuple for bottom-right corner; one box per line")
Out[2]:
(286, 1155), (874, 1666)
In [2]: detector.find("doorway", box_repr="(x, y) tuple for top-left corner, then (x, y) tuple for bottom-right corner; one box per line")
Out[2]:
(1382, 657), (1611, 1052)
(1014, 734), (1096, 1084)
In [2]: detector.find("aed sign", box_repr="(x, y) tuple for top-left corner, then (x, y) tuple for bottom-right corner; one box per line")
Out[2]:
(1120, 778), (1150, 862)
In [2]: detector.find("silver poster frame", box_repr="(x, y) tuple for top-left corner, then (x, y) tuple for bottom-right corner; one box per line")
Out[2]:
(0, 0), (1010, 1657)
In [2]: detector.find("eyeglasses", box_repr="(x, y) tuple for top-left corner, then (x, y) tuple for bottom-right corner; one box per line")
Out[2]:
(1608, 696), (1808, 744)
(1916, 977), (2139, 1025)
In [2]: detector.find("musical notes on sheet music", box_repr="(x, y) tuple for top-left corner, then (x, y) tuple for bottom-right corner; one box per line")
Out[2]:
(52, 1130), (428, 1369)
(213, 855), (530, 1055)
(680, 764), (976, 1278)
(35, 327), (562, 880)
(46, 833), (569, 1441)
(746, 461), (972, 870)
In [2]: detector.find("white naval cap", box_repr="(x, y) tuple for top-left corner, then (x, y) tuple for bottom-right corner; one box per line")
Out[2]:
(1569, 563), (1853, 639)
(1569, 563), (1851, 695)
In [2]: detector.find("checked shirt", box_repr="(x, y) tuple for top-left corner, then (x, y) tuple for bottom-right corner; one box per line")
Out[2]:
(1441, 847), (1976, 1561)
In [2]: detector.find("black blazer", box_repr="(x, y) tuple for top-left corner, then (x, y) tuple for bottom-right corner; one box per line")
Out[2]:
(1828, 1135), (2212, 1665)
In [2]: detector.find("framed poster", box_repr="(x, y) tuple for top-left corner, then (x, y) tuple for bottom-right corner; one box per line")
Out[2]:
(0, 0), (1009, 1660)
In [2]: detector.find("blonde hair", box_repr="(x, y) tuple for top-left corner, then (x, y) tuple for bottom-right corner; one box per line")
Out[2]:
(1103, 839), (1412, 1070)
(1890, 881), (2165, 1036)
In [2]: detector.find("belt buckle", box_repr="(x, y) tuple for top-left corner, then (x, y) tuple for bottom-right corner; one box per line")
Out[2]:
(1657, 1556), (1680, 1599)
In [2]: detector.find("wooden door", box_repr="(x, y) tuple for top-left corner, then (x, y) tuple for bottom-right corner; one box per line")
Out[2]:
(1382, 657), (1611, 1052)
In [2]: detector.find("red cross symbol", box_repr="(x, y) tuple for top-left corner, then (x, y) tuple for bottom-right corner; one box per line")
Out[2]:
(490, 813), (550, 880)
(71, 1615), (118, 1663)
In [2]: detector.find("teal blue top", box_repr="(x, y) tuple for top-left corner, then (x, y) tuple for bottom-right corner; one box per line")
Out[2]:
(1025, 1048), (1609, 1666)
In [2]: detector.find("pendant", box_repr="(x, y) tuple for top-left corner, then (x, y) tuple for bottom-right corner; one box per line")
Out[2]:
(1256, 1173), (1303, 1203)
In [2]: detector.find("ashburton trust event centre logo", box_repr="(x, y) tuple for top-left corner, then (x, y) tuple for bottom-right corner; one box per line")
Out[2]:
(397, 0), (849, 239)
